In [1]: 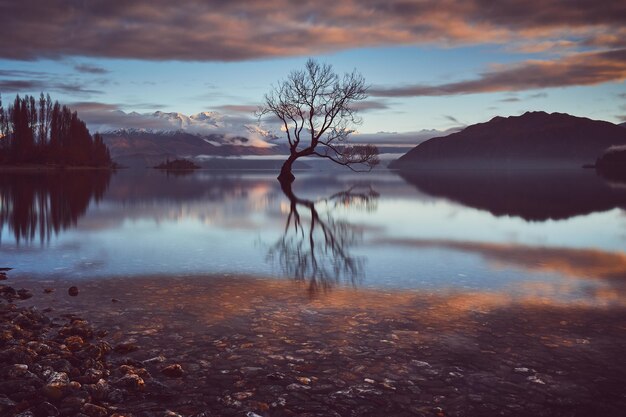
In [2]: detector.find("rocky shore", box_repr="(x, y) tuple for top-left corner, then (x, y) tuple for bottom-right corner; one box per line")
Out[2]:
(2, 272), (625, 417)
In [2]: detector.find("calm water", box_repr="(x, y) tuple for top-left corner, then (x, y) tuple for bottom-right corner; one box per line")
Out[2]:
(1, 169), (625, 305)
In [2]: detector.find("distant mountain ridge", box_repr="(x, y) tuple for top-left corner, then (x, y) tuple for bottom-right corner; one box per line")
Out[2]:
(100, 110), (287, 167)
(102, 130), (290, 168)
(390, 112), (626, 170)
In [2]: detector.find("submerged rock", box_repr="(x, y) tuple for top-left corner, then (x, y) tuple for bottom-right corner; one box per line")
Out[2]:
(161, 364), (184, 378)
(42, 372), (70, 400)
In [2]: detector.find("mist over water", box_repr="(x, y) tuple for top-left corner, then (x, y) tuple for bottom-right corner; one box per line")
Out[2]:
(1, 169), (624, 305)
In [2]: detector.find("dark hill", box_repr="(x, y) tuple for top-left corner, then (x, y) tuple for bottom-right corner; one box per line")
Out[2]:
(390, 112), (626, 170)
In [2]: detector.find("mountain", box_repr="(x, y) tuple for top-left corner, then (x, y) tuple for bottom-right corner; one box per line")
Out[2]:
(99, 110), (289, 167)
(102, 130), (289, 168)
(151, 111), (223, 131)
(390, 112), (626, 170)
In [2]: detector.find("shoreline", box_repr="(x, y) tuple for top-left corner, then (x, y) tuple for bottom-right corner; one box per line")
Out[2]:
(0, 165), (119, 172)
(2, 272), (626, 416)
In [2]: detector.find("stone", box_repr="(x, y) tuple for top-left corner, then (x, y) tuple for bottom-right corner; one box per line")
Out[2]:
(36, 401), (60, 417)
(42, 372), (70, 400)
(82, 403), (108, 417)
(64, 335), (85, 351)
(114, 374), (145, 391)
(17, 289), (33, 300)
(68, 286), (79, 296)
(107, 388), (126, 403)
(114, 341), (139, 353)
(161, 364), (184, 378)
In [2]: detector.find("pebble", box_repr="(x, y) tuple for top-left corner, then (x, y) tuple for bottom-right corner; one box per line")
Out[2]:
(161, 364), (184, 378)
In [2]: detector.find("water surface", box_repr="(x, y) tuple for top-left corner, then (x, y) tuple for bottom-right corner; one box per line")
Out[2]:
(1, 169), (624, 306)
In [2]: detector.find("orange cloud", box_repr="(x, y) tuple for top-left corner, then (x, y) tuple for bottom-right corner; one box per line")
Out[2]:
(0, 0), (623, 61)
(370, 49), (626, 96)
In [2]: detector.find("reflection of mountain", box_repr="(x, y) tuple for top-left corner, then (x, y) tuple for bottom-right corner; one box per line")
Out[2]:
(399, 170), (626, 221)
(106, 171), (275, 203)
(391, 112), (626, 170)
(0, 171), (112, 243)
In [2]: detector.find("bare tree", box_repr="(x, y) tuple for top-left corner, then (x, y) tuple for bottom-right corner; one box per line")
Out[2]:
(259, 59), (379, 183)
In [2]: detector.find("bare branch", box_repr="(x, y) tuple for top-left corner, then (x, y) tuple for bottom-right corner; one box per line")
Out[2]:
(258, 59), (377, 181)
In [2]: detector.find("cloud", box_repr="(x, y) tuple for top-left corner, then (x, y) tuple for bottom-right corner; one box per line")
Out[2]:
(443, 115), (460, 124)
(0, 0), (623, 61)
(0, 79), (102, 95)
(351, 100), (390, 112)
(215, 104), (260, 114)
(73, 63), (109, 74)
(370, 49), (626, 97)
(352, 127), (460, 145)
(68, 102), (120, 112)
(0, 67), (106, 96)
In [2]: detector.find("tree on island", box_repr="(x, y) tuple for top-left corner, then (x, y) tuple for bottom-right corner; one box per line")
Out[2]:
(153, 158), (200, 170)
(0, 93), (112, 167)
(259, 59), (379, 183)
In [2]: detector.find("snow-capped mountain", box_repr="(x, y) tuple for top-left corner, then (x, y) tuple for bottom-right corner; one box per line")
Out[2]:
(88, 107), (452, 167)
(98, 110), (287, 167)
(103, 110), (277, 146)
(151, 111), (223, 131)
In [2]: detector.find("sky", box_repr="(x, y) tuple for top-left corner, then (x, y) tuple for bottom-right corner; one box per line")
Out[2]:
(0, 0), (625, 137)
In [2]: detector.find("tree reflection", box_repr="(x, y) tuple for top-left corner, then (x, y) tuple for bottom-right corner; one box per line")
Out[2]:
(0, 171), (112, 244)
(268, 179), (379, 295)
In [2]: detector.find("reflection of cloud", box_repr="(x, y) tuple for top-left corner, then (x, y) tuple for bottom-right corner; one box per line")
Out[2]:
(375, 238), (626, 282)
(370, 49), (626, 97)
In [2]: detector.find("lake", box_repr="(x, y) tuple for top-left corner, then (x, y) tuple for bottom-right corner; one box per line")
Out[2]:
(2, 168), (624, 306)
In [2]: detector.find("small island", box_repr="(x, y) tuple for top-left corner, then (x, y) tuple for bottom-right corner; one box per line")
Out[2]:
(153, 158), (200, 170)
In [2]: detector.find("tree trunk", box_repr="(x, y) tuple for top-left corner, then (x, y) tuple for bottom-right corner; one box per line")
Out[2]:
(277, 155), (296, 183)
